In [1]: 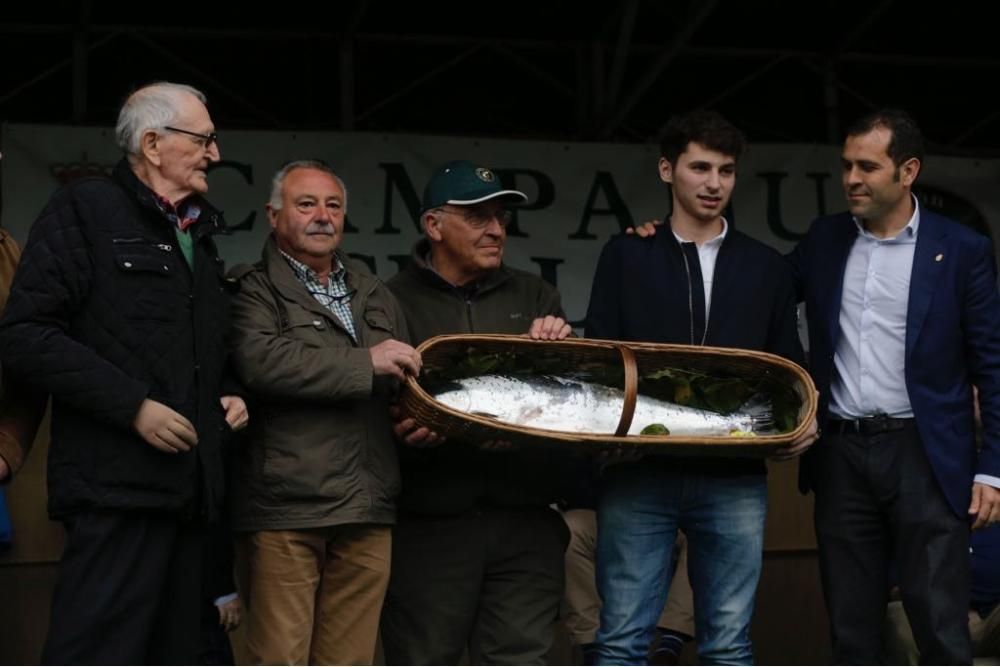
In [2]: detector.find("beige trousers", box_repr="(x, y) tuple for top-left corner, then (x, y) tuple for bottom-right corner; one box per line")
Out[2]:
(240, 524), (391, 665)
(884, 599), (1000, 664)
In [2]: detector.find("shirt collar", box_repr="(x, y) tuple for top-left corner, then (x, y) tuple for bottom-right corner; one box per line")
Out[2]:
(280, 250), (345, 285)
(151, 192), (202, 232)
(853, 194), (920, 241)
(672, 217), (729, 247)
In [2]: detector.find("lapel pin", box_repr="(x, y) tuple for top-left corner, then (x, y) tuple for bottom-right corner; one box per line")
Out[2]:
(935, 253), (944, 262)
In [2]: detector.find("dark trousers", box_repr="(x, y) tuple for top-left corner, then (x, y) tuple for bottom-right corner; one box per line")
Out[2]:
(812, 423), (971, 665)
(380, 505), (569, 665)
(41, 510), (205, 665)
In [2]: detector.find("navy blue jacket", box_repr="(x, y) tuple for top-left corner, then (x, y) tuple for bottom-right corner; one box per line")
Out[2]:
(790, 210), (1000, 517)
(585, 228), (804, 472)
(586, 228), (803, 362)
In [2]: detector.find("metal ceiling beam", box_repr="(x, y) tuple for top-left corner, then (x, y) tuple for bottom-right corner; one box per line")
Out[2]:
(126, 31), (283, 126)
(823, 58), (840, 144)
(340, 40), (355, 131)
(4, 23), (1000, 70)
(590, 39), (606, 134)
(837, 0), (896, 53)
(0, 31), (119, 109)
(605, 0), (640, 118)
(649, 54), (789, 140)
(340, 0), (371, 131)
(948, 110), (1000, 148)
(799, 57), (879, 110)
(598, 0), (719, 138)
(488, 43), (575, 98)
(574, 43), (590, 135)
(71, 0), (92, 123)
(354, 43), (486, 123)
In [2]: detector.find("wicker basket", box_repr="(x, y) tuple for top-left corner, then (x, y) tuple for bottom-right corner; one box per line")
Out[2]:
(399, 334), (818, 457)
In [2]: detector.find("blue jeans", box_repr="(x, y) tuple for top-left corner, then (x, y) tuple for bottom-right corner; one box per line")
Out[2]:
(594, 463), (767, 665)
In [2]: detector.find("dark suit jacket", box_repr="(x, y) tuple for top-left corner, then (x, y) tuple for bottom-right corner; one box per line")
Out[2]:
(790, 209), (1000, 517)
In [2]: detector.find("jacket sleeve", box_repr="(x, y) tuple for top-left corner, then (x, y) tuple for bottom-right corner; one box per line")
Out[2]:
(961, 236), (1000, 481)
(766, 257), (806, 366)
(786, 235), (808, 304)
(229, 275), (374, 402)
(0, 190), (149, 430)
(584, 238), (623, 339)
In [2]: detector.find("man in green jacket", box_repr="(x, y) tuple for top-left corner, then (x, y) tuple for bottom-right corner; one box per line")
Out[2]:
(228, 160), (419, 665)
(380, 160), (576, 665)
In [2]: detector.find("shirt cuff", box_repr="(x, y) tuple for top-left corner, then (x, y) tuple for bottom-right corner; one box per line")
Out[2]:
(973, 474), (1000, 489)
(214, 592), (238, 607)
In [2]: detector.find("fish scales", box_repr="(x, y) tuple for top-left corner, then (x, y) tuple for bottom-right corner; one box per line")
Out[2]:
(432, 374), (772, 436)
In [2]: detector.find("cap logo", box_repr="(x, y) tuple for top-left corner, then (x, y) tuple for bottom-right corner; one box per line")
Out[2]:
(475, 167), (495, 183)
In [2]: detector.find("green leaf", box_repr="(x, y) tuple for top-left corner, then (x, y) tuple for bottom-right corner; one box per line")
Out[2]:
(698, 378), (752, 413)
(640, 423), (670, 435)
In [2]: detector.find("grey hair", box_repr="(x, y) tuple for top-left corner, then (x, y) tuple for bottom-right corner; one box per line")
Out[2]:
(268, 160), (349, 211)
(115, 82), (207, 156)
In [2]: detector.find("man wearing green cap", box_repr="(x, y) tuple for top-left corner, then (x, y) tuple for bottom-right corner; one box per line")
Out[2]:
(380, 160), (577, 664)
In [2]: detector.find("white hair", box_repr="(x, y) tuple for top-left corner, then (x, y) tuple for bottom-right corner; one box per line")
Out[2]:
(268, 160), (349, 211)
(115, 82), (207, 156)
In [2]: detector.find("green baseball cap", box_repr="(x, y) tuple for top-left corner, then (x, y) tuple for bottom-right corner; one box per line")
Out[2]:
(422, 160), (527, 213)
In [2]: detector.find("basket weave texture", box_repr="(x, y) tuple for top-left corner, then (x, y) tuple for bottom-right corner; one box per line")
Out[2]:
(399, 334), (818, 457)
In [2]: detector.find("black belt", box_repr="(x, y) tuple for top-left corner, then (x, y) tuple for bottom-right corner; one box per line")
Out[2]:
(827, 415), (914, 436)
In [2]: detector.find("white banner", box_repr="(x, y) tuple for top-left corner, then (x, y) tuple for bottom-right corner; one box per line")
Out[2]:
(4, 123), (999, 324)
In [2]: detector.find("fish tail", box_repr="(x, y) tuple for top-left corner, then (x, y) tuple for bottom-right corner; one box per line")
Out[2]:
(739, 394), (775, 433)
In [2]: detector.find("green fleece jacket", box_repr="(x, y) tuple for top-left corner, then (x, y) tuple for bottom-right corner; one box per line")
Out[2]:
(387, 239), (589, 515)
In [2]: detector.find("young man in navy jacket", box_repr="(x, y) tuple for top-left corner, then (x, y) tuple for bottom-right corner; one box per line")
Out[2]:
(585, 110), (817, 665)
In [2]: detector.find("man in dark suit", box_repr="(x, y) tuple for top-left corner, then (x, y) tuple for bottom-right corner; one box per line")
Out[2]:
(791, 108), (1000, 664)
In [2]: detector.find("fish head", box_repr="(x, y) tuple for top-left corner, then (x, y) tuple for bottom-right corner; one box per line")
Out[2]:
(433, 381), (474, 414)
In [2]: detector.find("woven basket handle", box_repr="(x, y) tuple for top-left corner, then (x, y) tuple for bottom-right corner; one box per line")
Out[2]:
(615, 345), (639, 436)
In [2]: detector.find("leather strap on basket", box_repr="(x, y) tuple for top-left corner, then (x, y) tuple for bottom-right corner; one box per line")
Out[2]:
(615, 345), (639, 437)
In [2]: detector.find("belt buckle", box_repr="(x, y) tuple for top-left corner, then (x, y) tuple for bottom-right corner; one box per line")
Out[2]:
(868, 414), (890, 434)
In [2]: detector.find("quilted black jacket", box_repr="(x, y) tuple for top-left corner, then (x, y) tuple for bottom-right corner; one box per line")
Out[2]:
(0, 160), (233, 520)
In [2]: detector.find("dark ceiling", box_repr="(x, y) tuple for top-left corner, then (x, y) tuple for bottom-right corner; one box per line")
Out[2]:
(2, 0), (998, 155)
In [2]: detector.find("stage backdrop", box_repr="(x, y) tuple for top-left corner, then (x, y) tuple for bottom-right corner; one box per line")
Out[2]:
(4, 124), (999, 326)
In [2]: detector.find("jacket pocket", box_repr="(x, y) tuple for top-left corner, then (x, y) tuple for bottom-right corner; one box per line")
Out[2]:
(283, 310), (333, 346)
(111, 240), (178, 321)
(364, 306), (396, 338)
(112, 236), (174, 270)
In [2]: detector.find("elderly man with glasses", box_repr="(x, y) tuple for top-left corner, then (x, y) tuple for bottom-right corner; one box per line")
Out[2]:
(0, 81), (248, 664)
(380, 160), (582, 665)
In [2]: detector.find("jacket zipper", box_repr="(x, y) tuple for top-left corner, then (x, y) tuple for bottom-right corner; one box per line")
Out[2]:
(679, 246), (708, 346)
(112, 237), (173, 253)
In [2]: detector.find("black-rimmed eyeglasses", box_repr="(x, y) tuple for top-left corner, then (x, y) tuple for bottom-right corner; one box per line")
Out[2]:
(163, 126), (218, 148)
